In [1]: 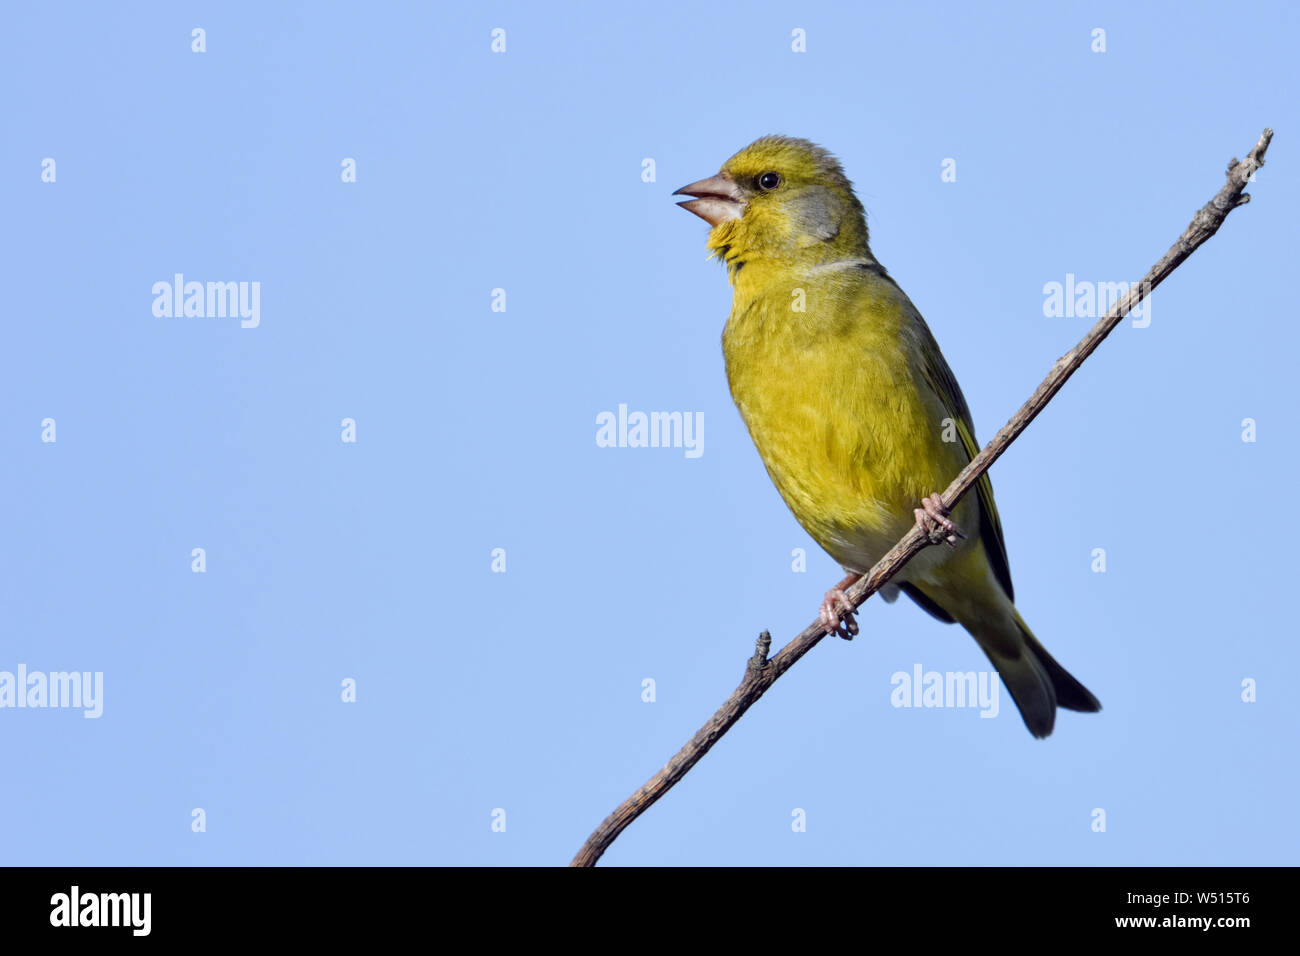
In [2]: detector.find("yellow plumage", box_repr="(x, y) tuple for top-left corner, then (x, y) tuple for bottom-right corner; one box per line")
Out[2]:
(676, 136), (1100, 737)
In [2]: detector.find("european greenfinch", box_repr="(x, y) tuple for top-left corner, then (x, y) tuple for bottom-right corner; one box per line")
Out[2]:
(675, 136), (1100, 737)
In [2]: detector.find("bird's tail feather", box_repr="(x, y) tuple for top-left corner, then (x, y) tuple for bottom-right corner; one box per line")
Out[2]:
(972, 624), (1057, 738)
(968, 609), (1100, 738)
(1015, 610), (1102, 714)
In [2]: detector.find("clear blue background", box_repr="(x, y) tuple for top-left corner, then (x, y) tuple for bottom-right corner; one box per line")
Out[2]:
(2, 1), (1296, 866)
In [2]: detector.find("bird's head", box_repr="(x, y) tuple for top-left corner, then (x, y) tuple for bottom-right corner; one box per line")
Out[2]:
(674, 136), (870, 280)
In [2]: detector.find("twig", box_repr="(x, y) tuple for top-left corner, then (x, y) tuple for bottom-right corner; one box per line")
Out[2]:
(569, 129), (1273, 867)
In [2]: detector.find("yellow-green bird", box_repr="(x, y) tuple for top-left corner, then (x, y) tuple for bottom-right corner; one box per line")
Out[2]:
(675, 136), (1100, 737)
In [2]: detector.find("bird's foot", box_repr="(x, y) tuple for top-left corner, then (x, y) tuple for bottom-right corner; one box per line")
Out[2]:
(914, 493), (965, 547)
(819, 573), (862, 640)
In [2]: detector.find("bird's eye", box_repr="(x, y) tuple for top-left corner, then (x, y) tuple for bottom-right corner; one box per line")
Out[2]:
(757, 171), (782, 191)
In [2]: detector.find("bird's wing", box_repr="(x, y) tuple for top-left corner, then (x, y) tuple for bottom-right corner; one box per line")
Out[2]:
(911, 313), (1015, 602)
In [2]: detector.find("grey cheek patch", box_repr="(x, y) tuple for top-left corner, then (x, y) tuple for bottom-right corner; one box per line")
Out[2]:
(795, 187), (843, 240)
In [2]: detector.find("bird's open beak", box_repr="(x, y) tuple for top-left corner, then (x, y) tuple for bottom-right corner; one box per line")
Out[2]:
(673, 173), (747, 226)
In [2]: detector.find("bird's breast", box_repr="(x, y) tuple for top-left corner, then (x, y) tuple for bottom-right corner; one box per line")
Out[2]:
(723, 280), (967, 572)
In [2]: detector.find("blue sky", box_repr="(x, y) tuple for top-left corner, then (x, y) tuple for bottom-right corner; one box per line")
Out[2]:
(1, 1), (1296, 866)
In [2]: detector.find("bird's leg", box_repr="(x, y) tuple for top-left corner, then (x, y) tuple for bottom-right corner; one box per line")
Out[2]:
(914, 493), (966, 547)
(819, 572), (862, 640)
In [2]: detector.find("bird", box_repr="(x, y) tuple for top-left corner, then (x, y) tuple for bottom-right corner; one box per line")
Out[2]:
(674, 135), (1100, 737)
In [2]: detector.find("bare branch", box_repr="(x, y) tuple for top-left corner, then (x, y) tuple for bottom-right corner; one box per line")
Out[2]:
(569, 129), (1273, 868)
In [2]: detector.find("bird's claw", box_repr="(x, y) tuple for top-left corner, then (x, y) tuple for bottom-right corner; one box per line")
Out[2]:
(819, 587), (859, 640)
(914, 493), (965, 547)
